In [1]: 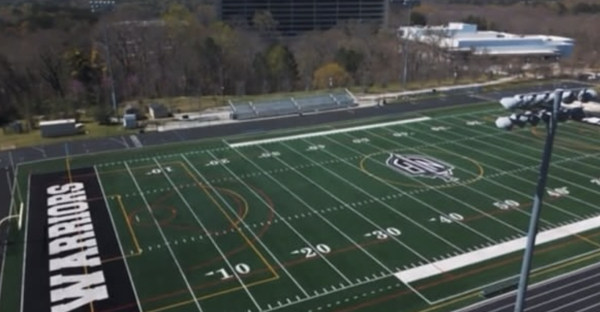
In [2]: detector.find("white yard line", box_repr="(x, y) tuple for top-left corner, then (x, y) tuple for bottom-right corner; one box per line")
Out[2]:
(262, 271), (392, 312)
(180, 154), (312, 297)
(123, 162), (204, 312)
(96, 125), (515, 170)
(152, 158), (263, 312)
(227, 145), (434, 303)
(315, 136), (496, 245)
(456, 110), (600, 175)
(373, 124), (583, 225)
(227, 117), (431, 148)
(18, 174), (31, 312)
(445, 115), (600, 212)
(95, 166), (143, 311)
(260, 142), (436, 304)
(410, 121), (594, 220)
(340, 130), (527, 235)
(395, 215), (600, 283)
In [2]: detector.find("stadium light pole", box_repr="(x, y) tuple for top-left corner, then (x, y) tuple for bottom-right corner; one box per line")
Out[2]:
(513, 89), (561, 312)
(495, 88), (597, 311)
(90, 0), (118, 115)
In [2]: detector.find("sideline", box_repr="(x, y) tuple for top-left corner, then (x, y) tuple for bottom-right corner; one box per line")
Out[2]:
(228, 117), (431, 148)
(395, 215), (600, 283)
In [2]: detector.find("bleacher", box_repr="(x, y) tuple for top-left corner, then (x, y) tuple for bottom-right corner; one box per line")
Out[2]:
(230, 90), (358, 120)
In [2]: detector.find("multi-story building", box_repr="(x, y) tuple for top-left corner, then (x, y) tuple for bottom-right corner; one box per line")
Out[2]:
(218, 0), (388, 34)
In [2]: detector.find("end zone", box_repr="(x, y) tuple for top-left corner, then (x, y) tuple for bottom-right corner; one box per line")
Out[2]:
(23, 168), (139, 312)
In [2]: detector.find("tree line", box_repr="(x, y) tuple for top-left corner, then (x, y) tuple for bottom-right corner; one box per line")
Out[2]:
(1, 0), (596, 126)
(0, 1), (478, 126)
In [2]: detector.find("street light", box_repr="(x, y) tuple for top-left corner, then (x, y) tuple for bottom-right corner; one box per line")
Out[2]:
(495, 87), (596, 312)
(90, 0), (118, 115)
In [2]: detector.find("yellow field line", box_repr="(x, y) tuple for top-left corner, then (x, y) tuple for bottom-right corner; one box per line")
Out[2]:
(66, 157), (72, 184)
(573, 234), (600, 248)
(178, 162), (279, 279)
(146, 275), (279, 312)
(116, 195), (142, 254)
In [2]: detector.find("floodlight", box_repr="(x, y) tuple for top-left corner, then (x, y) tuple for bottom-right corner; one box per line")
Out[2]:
(499, 97), (523, 110)
(579, 89), (598, 102)
(562, 90), (576, 104)
(500, 92), (556, 110)
(528, 112), (541, 126)
(495, 116), (513, 130)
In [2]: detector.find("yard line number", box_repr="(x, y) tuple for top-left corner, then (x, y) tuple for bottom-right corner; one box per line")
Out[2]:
(364, 227), (401, 240)
(430, 212), (464, 223)
(466, 121), (484, 126)
(352, 138), (370, 144)
(494, 199), (520, 210)
(146, 166), (173, 175)
(291, 244), (331, 258)
(206, 263), (250, 280)
(431, 126), (451, 132)
(205, 158), (230, 167)
(392, 132), (412, 137)
(259, 151), (281, 158)
(592, 178), (600, 186)
(547, 187), (569, 198)
(307, 144), (326, 151)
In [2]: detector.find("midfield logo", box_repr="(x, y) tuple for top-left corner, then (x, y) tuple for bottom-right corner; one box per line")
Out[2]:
(386, 153), (459, 183)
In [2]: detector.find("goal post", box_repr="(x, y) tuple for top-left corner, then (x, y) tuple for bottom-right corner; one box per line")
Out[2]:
(17, 202), (23, 231)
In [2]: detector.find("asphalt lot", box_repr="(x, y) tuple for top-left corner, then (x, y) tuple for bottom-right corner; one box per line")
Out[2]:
(0, 79), (596, 312)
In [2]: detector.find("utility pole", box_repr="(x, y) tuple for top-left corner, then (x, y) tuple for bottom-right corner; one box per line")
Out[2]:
(90, 0), (118, 115)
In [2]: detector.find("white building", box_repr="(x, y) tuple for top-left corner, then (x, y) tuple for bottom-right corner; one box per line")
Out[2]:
(398, 22), (574, 59)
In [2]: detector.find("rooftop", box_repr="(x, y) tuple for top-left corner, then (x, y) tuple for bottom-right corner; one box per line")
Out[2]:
(398, 23), (574, 57)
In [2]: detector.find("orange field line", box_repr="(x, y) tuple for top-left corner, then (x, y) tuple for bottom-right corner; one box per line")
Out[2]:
(177, 161), (279, 279)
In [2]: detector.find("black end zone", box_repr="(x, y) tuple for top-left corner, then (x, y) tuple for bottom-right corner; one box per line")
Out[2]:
(24, 167), (139, 312)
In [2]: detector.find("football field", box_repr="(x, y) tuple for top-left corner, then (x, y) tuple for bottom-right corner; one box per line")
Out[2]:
(4, 103), (600, 312)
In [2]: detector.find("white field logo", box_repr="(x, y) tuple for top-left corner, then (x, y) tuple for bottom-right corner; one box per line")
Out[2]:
(46, 183), (108, 312)
(386, 153), (459, 183)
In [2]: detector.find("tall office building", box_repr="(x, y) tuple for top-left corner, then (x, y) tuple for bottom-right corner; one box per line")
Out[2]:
(218, 0), (387, 34)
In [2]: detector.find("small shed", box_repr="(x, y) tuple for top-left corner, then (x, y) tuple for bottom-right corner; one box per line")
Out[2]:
(124, 104), (143, 119)
(123, 114), (137, 129)
(147, 103), (170, 119)
(40, 119), (83, 138)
